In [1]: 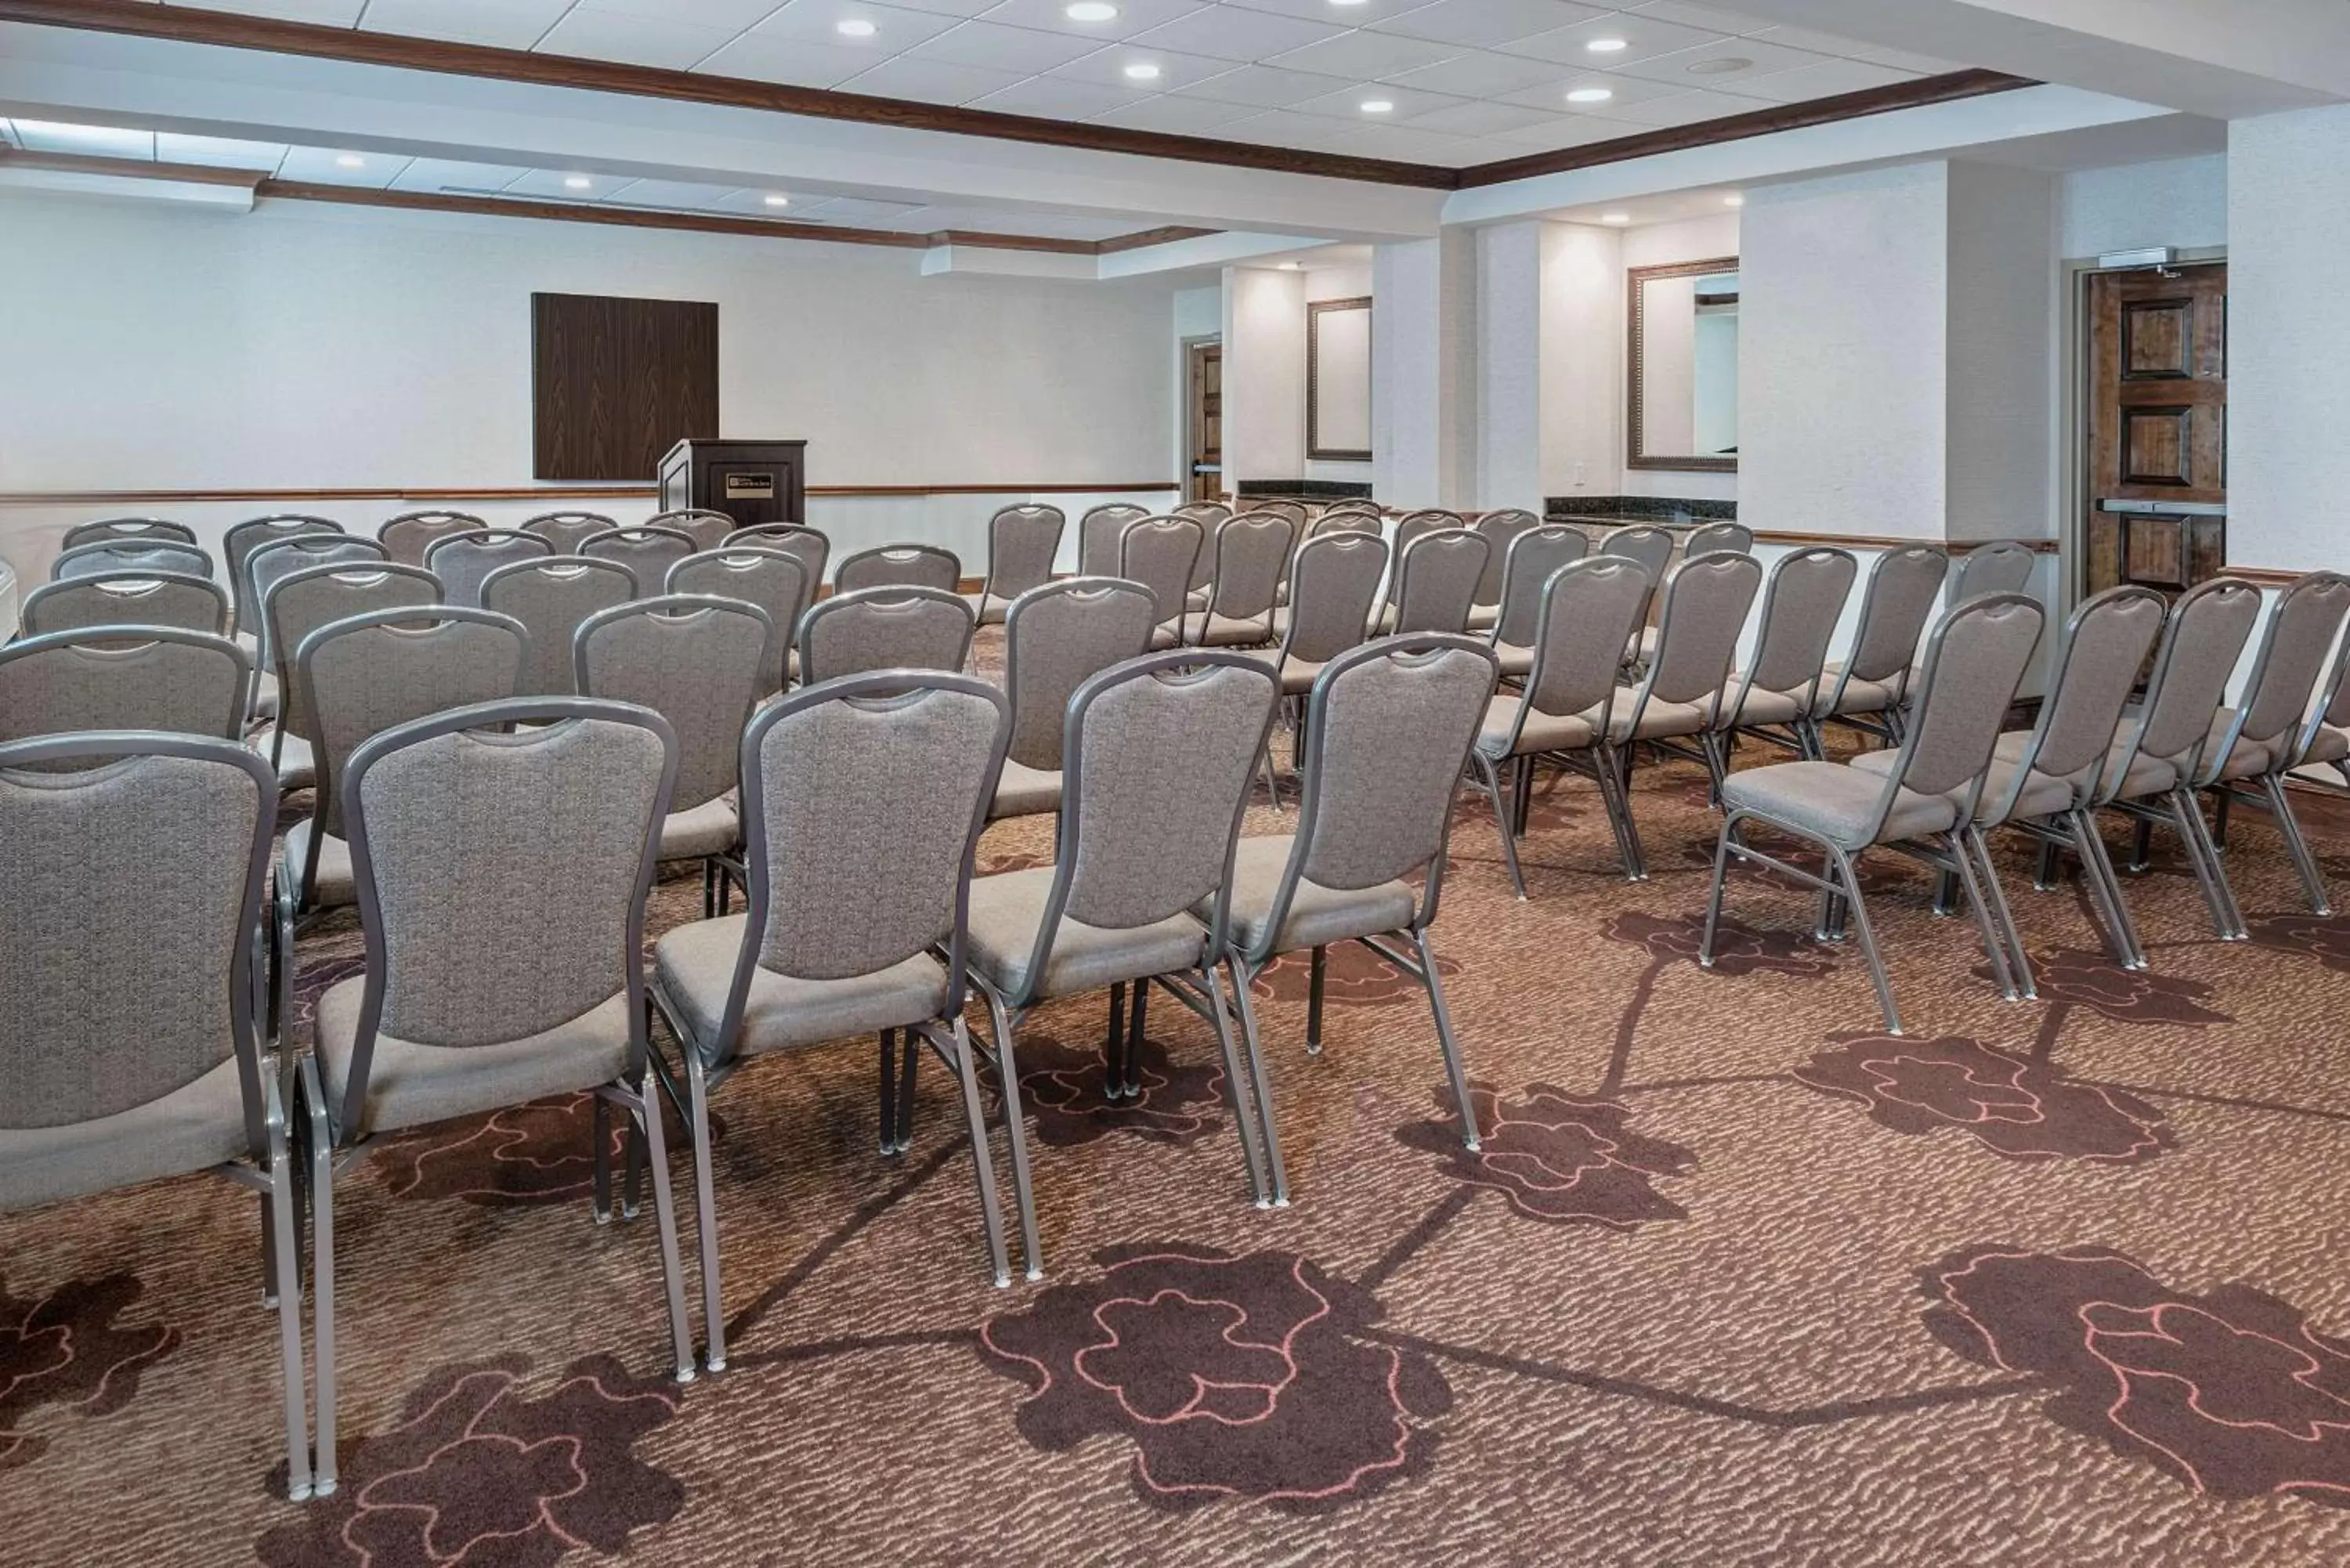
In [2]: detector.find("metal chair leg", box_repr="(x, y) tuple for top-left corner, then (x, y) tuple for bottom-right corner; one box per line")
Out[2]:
(1827, 844), (1901, 1035)
(1306, 945), (1327, 1057)
(2262, 775), (2334, 914)
(298, 1055), (339, 1495)
(684, 1052), (728, 1372)
(2033, 836), (2063, 892)
(1947, 830), (2018, 1002)
(980, 988), (1044, 1281)
(893, 1029), (919, 1155)
(2171, 789), (2247, 939)
(625, 1075), (697, 1383)
(263, 1088), (312, 1501)
(591, 1093), (614, 1222)
(1473, 752), (1528, 901)
(1258, 734), (1283, 813)
(2068, 811), (2145, 970)
(943, 1018), (1012, 1287)
(1198, 963), (1270, 1205)
(1103, 982), (1128, 1101)
(877, 1029), (899, 1154)
(2128, 815), (2155, 873)
(1124, 979), (1150, 1099)
(1697, 813), (1739, 966)
(1967, 826), (2037, 999)
(1416, 929), (1480, 1151)
(1225, 956), (1289, 1207)
(1595, 743), (1647, 882)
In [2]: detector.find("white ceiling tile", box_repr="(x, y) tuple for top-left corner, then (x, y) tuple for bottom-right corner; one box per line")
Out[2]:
(1610, 34), (1833, 84)
(855, 0), (1000, 16)
(154, 132), (289, 170)
(1263, 28), (1466, 78)
(569, 0), (786, 28)
(1340, 121), (1492, 163)
(1730, 57), (1919, 102)
(803, 194), (928, 219)
(602, 177), (752, 208)
(754, 0), (964, 49)
(1624, 0), (1772, 31)
(389, 157), (537, 193)
(908, 205), (1130, 237)
(1398, 97), (1560, 136)
(1086, 92), (1267, 131)
(1121, 4), (1345, 62)
(972, 0), (1207, 44)
(1291, 81), (1467, 121)
(274, 146), (409, 186)
(360, 0), (573, 50)
(1599, 85), (1773, 125)
(1499, 12), (1727, 66)
(1484, 112), (1629, 150)
(1171, 61), (1357, 107)
(9, 120), (155, 157)
(1382, 49), (1577, 96)
(1843, 42), (1968, 74)
(1494, 67), (1680, 110)
(909, 19), (1106, 70)
(834, 54), (1031, 101)
(1368, 0), (1608, 49)
(533, 9), (740, 67)
(168, 0), (366, 22)
(695, 34), (879, 85)
(1231, 107), (1369, 150)
(1220, 0), (1433, 24)
(967, 75), (1141, 116)
(503, 168), (623, 199)
(1050, 42), (1235, 90)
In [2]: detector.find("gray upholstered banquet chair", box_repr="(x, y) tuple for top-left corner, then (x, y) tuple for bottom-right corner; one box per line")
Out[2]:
(1076, 503), (1151, 576)
(1179, 502), (1230, 615)
(244, 534), (393, 733)
(0, 627), (249, 754)
(1377, 510), (1459, 620)
(1486, 524), (1589, 679)
(1603, 524), (1676, 663)
(965, 650), (1282, 1267)
(834, 541), (962, 596)
(1118, 514), (1206, 650)
(2187, 570), (2350, 924)
(377, 509), (485, 567)
(968, 504), (1065, 627)
(667, 546), (808, 694)
(302, 697), (697, 1492)
(723, 523), (830, 602)
(581, 525), (696, 592)
(1249, 502), (1311, 607)
(647, 508), (736, 551)
(1186, 511), (1292, 647)
(992, 576), (1156, 820)
(1470, 555), (1654, 898)
(19, 570), (228, 638)
(797, 585), (975, 687)
(1684, 521), (1754, 558)
(1940, 584), (2168, 992)
(1466, 509), (1541, 630)
(60, 515), (199, 551)
(1952, 540), (2038, 602)
(1210, 634), (1499, 1204)
(0, 732), (310, 1498)
(224, 515), (341, 637)
(1817, 544), (1949, 744)
(2289, 616), (2350, 790)
(1720, 546), (1858, 760)
(52, 538), (213, 583)
(522, 510), (619, 555)
(575, 595), (771, 909)
(482, 556), (636, 697)
(260, 560), (441, 783)
(1386, 527), (1490, 638)
(424, 527), (551, 608)
(651, 670), (1014, 1368)
(1701, 592), (2046, 1035)
(1259, 529), (1389, 807)
(1310, 508), (1383, 537)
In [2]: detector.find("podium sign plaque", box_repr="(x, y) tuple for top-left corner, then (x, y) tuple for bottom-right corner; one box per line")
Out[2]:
(658, 439), (807, 531)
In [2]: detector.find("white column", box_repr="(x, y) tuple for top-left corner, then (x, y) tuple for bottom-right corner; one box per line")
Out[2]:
(1219, 263), (1306, 494)
(1372, 231), (1475, 510)
(1475, 221), (1545, 511)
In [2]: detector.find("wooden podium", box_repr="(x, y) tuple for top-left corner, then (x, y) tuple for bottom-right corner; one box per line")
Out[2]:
(657, 439), (806, 531)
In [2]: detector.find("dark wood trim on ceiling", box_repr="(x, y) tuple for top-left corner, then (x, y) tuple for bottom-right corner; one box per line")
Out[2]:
(0, 0), (2039, 192)
(0, 145), (262, 186)
(0, 481), (1184, 504)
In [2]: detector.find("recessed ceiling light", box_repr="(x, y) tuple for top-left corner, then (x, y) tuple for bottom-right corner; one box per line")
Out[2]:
(1600, 212), (1632, 225)
(1687, 56), (1753, 74)
(1723, 193), (1745, 208)
(764, 193), (790, 208)
(835, 17), (877, 36)
(1123, 61), (1161, 80)
(563, 175), (593, 190)
(1585, 37), (1629, 53)
(1064, 2), (1117, 19)
(334, 154), (365, 168)
(1360, 98), (1395, 114)
(1280, 261), (1300, 270)
(1329, 0), (1368, 7)
(1567, 87), (1614, 103)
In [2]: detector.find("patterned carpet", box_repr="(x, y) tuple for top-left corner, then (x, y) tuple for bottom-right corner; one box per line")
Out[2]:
(9, 655), (2350, 1566)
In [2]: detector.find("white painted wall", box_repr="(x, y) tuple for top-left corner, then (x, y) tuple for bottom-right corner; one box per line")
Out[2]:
(1372, 230), (1475, 510)
(1945, 161), (2058, 544)
(2059, 154), (2228, 258)
(1220, 264), (1306, 491)
(1539, 222), (1622, 504)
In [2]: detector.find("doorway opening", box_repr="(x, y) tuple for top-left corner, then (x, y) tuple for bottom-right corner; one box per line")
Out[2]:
(1185, 338), (1222, 505)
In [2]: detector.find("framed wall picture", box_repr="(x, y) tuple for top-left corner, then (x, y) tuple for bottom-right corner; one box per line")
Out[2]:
(1307, 295), (1372, 462)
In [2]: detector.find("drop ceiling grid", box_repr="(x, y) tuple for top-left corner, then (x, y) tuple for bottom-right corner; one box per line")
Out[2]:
(153, 0), (1966, 168)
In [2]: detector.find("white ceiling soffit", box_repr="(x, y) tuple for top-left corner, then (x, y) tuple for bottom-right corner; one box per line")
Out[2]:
(0, 156), (256, 208)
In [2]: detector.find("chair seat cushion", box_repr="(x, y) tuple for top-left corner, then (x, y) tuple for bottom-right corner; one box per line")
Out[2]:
(990, 757), (1063, 819)
(252, 727), (313, 791)
(654, 914), (949, 1061)
(1856, 744), (2071, 825)
(251, 667), (280, 723)
(1188, 612), (1274, 648)
(2024, 727), (2178, 802)
(1730, 683), (1802, 728)
(1275, 655), (1328, 696)
(282, 816), (354, 909)
(1493, 641), (1534, 680)
(1820, 663), (1899, 715)
(1196, 835), (1415, 955)
(2204, 709), (2280, 781)
(1478, 695), (1596, 758)
(1610, 694), (1709, 742)
(1148, 624), (1183, 652)
(962, 591), (1013, 627)
(660, 796), (739, 860)
(1722, 760), (1958, 849)
(2307, 724), (2349, 766)
(1465, 604), (1500, 632)
(964, 866), (1207, 1003)
(0, 1057), (251, 1212)
(316, 981), (632, 1137)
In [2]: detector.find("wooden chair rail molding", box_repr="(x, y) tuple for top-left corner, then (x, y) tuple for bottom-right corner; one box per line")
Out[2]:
(0, 0), (2036, 191)
(0, 482), (1183, 505)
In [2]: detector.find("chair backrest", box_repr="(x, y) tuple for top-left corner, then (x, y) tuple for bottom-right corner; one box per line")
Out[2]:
(667, 547), (808, 692)
(1991, 585), (2167, 816)
(1203, 512), (1294, 623)
(19, 571), (227, 639)
(266, 562), (442, 739)
(580, 526), (696, 592)
(834, 542), (962, 595)
(1597, 525), (1674, 586)
(1840, 544), (1950, 688)
(1246, 500), (1307, 530)
(1491, 526), (1590, 649)
(336, 699), (674, 1133)
(725, 675), (1008, 1042)
(724, 524), (830, 591)
(1011, 652), (1275, 1003)
(1471, 510), (1541, 608)
(1868, 593), (2044, 808)
(223, 515), (341, 634)
(1684, 521), (1754, 558)
(797, 585), (975, 687)
(2109, 577), (2264, 793)
(296, 606), (529, 841)
(1078, 504), (1152, 576)
(982, 504), (1066, 605)
(1279, 531), (1388, 668)
(1390, 528), (1490, 637)
(425, 529), (554, 608)
(1117, 515), (1206, 629)
(378, 510), (486, 567)
(2215, 571), (2350, 775)
(0, 629), (249, 756)
(646, 509), (736, 551)
(247, 535), (391, 677)
(1733, 547), (1856, 714)
(575, 595), (771, 815)
(61, 516), (199, 552)
(1520, 556), (1654, 729)
(522, 511), (619, 555)
(1953, 540), (2038, 602)
(1311, 511), (1383, 537)
(1635, 551), (1764, 715)
(480, 557), (638, 698)
(0, 734), (274, 1151)
(1002, 577), (1157, 773)
(52, 539), (213, 584)
(1256, 635), (1498, 956)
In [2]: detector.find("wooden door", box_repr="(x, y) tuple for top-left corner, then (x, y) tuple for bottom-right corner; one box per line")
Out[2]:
(2084, 264), (2227, 597)
(1188, 342), (1222, 504)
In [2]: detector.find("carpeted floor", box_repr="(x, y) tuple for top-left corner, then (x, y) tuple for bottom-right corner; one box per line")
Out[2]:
(9, 651), (2350, 1566)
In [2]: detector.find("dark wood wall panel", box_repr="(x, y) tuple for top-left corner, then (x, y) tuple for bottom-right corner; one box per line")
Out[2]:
(532, 293), (719, 482)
